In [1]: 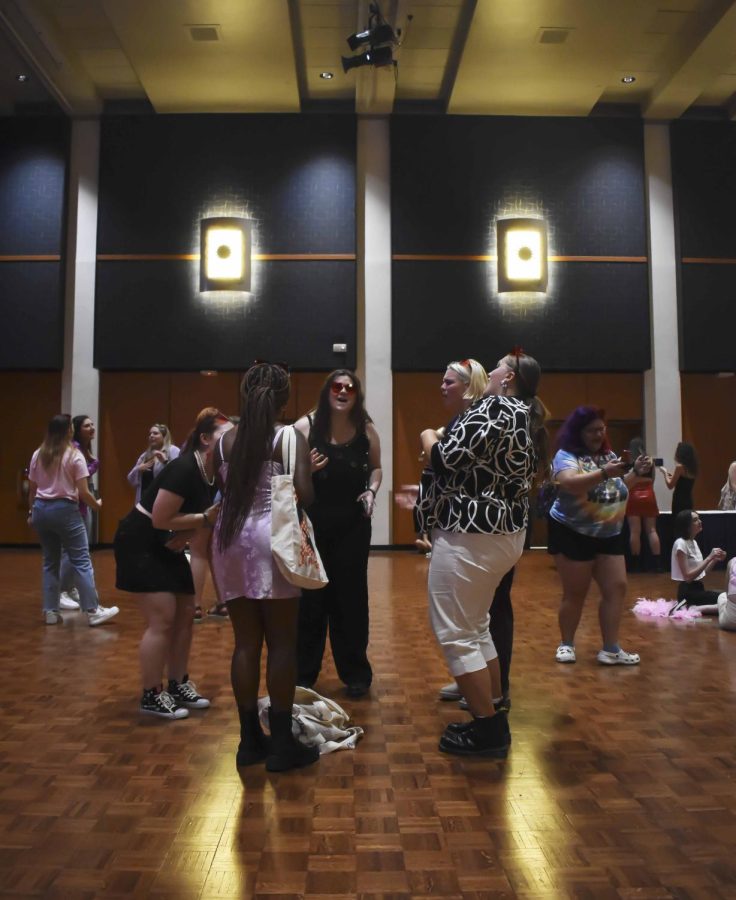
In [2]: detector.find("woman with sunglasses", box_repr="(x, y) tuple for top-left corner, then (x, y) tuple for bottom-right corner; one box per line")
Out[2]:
(418, 350), (547, 757)
(294, 370), (382, 699)
(127, 423), (180, 505)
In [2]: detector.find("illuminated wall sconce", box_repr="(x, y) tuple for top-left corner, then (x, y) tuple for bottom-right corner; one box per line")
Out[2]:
(200, 216), (252, 291)
(496, 217), (548, 293)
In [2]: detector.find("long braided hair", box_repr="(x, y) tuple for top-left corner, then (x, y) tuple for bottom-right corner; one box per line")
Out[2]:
(217, 363), (290, 551)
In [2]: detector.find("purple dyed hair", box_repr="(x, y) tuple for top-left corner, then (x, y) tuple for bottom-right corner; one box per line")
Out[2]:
(555, 405), (611, 456)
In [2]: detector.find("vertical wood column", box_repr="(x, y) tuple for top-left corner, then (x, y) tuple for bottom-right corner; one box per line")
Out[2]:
(357, 117), (393, 544)
(643, 123), (682, 510)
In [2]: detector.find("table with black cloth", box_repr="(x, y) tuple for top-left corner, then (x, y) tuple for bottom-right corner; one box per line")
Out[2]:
(636, 510), (736, 571)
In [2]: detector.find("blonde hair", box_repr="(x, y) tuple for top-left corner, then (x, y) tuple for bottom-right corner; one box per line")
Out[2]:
(447, 359), (488, 402)
(144, 423), (173, 462)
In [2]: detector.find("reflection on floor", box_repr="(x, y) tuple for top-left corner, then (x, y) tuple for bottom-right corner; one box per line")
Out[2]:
(1, 548), (735, 897)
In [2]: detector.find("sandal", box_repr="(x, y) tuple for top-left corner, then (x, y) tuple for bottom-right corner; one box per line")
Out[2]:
(193, 606), (206, 624)
(207, 602), (230, 620)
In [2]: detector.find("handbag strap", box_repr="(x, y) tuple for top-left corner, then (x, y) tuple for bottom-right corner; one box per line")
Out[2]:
(279, 425), (297, 475)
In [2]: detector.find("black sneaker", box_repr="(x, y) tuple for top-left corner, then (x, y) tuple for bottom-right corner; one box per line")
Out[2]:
(140, 688), (189, 719)
(168, 677), (211, 709)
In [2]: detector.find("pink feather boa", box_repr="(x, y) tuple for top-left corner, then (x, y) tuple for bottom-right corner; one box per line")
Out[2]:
(632, 598), (702, 620)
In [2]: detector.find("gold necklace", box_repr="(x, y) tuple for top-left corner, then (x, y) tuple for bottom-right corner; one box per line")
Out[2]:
(194, 450), (215, 486)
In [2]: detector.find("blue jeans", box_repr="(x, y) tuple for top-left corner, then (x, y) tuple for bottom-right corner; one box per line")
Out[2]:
(32, 499), (99, 612)
(60, 506), (93, 594)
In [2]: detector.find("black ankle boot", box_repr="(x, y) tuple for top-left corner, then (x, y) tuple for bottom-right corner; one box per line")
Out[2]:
(265, 708), (319, 772)
(439, 712), (510, 757)
(236, 706), (271, 767)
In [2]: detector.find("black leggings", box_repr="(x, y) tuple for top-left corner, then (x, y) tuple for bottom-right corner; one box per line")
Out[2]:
(490, 567), (515, 697)
(677, 580), (721, 607)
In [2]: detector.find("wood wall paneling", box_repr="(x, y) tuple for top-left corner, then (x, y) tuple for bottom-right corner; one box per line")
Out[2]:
(681, 374), (736, 511)
(98, 373), (171, 542)
(392, 372), (644, 546)
(0, 373), (62, 544)
(98, 371), (333, 543)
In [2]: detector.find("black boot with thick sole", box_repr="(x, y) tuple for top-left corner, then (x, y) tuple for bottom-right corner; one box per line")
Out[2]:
(439, 711), (510, 757)
(236, 706), (271, 767)
(265, 708), (319, 772)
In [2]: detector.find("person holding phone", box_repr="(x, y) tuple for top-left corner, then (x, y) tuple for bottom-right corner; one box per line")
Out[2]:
(293, 370), (382, 699)
(548, 406), (653, 665)
(625, 437), (661, 572)
(659, 442), (698, 518)
(670, 509), (726, 607)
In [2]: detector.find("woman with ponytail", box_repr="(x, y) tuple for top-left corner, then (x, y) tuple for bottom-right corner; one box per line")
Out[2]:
(211, 363), (318, 772)
(418, 349), (547, 757)
(114, 409), (227, 719)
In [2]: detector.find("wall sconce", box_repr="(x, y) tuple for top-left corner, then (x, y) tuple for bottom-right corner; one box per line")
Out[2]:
(496, 217), (548, 293)
(200, 216), (252, 291)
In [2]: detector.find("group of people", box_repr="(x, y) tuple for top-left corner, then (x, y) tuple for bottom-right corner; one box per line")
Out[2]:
(27, 352), (735, 770)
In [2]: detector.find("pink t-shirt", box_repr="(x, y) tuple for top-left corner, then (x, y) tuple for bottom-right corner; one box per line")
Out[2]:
(29, 447), (89, 502)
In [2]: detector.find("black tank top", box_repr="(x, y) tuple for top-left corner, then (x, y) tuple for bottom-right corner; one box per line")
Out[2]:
(309, 417), (369, 531)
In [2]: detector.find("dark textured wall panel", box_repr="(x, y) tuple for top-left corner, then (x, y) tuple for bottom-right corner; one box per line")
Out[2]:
(392, 260), (649, 372)
(96, 114), (356, 370)
(671, 121), (736, 372)
(0, 117), (67, 371)
(678, 265), (735, 371)
(95, 260), (355, 370)
(0, 263), (64, 368)
(391, 116), (649, 372)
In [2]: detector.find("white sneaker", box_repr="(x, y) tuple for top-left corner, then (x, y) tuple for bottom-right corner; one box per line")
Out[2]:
(88, 605), (120, 627)
(555, 645), (576, 663)
(59, 592), (80, 610)
(438, 681), (462, 701)
(597, 648), (640, 666)
(44, 610), (63, 625)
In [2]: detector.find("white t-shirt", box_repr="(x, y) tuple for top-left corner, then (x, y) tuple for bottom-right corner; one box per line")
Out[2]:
(671, 538), (705, 582)
(720, 561), (736, 631)
(717, 593), (736, 631)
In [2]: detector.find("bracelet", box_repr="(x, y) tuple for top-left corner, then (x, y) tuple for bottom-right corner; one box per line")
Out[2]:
(368, 487), (377, 498)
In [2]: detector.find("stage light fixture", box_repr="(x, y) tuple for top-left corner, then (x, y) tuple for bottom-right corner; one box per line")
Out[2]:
(342, 45), (393, 73)
(342, 3), (397, 73)
(347, 22), (395, 51)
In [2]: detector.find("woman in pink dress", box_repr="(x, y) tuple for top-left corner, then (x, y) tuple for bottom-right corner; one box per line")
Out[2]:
(212, 363), (318, 772)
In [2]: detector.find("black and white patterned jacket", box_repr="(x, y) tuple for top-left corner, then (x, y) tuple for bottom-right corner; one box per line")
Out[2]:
(416, 395), (536, 535)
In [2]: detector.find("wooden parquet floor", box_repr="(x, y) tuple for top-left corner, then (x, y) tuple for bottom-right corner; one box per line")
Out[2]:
(1, 548), (736, 899)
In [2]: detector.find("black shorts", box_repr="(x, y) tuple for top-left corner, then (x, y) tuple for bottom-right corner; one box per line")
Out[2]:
(547, 515), (625, 561)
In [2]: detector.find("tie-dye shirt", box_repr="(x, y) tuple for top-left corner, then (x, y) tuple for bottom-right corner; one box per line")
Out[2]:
(549, 449), (627, 538)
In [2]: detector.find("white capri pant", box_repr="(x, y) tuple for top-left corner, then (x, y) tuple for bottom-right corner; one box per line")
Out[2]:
(428, 528), (526, 677)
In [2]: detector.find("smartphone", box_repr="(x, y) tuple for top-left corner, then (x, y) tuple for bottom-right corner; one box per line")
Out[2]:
(653, 457), (664, 467)
(619, 449), (633, 471)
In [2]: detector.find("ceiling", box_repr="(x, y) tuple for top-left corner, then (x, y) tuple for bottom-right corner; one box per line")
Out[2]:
(3, 0), (736, 118)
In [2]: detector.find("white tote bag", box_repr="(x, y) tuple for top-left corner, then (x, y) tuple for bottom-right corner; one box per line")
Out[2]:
(271, 426), (328, 590)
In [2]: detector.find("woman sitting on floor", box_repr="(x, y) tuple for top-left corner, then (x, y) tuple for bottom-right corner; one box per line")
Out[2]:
(670, 509), (726, 608)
